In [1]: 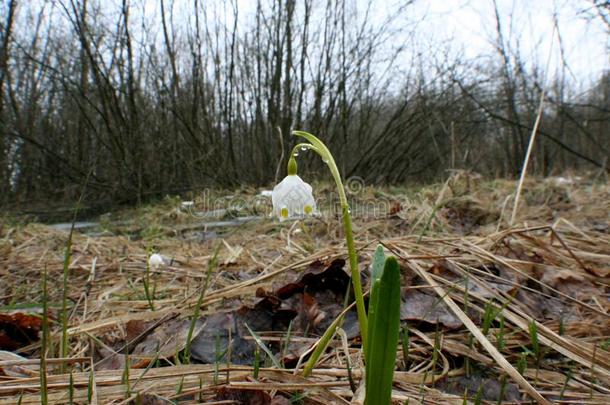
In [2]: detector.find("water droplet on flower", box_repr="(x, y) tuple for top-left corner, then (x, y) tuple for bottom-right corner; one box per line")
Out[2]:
(293, 152), (299, 157)
(300, 146), (307, 151)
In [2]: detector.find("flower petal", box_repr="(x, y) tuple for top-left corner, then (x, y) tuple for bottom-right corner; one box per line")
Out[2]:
(272, 175), (317, 220)
(148, 253), (165, 269)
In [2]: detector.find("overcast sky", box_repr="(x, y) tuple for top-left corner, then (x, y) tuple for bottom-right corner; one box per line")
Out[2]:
(15, 0), (609, 85)
(224, 0), (608, 86)
(404, 0), (608, 82)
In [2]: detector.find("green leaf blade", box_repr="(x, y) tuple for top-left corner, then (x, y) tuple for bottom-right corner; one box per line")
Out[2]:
(366, 245), (386, 367)
(371, 245), (386, 284)
(365, 256), (401, 405)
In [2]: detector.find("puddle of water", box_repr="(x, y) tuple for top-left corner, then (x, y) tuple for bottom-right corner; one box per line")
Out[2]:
(48, 215), (264, 239)
(49, 222), (100, 231)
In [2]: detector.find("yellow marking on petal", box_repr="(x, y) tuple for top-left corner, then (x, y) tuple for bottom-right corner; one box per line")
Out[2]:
(280, 207), (289, 218)
(304, 205), (313, 215)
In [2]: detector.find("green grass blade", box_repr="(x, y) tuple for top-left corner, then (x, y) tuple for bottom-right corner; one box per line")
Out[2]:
(143, 252), (155, 311)
(529, 320), (540, 360)
(302, 311), (346, 377)
(87, 368), (94, 403)
(281, 320), (293, 367)
(417, 203), (442, 242)
(60, 228), (74, 372)
(253, 346), (260, 379)
(122, 354), (131, 399)
(365, 256), (401, 405)
(184, 243), (221, 363)
(401, 323), (410, 370)
(60, 170), (91, 371)
(40, 265), (49, 405)
(69, 370), (74, 405)
(244, 323), (282, 369)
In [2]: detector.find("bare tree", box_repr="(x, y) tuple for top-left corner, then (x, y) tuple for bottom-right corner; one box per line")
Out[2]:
(0, 0), (607, 208)
(0, 0), (17, 202)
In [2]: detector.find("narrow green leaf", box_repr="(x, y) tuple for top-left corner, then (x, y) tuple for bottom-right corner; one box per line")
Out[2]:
(184, 242), (221, 363)
(40, 266), (49, 405)
(281, 320), (293, 367)
(529, 320), (540, 360)
(143, 252), (155, 311)
(60, 227), (73, 373)
(302, 310), (346, 377)
(61, 172), (90, 372)
(122, 353), (131, 399)
(176, 376), (184, 395)
(244, 323), (282, 369)
(366, 245), (388, 368)
(371, 244), (386, 283)
(365, 256), (401, 405)
(253, 346), (260, 379)
(87, 369), (94, 403)
(68, 370), (74, 405)
(474, 384), (484, 405)
(366, 277), (381, 368)
(498, 375), (508, 405)
(401, 324), (410, 370)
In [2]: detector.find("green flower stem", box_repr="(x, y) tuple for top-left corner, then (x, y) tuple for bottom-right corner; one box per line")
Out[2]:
(292, 131), (368, 355)
(290, 143), (319, 157)
(288, 144), (319, 175)
(340, 204), (367, 353)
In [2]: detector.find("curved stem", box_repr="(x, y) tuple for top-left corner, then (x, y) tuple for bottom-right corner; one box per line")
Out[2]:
(290, 143), (320, 158)
(292, 131), (368, 355)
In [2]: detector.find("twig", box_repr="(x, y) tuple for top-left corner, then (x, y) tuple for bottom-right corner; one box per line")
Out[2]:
(510, 25), (556, 226)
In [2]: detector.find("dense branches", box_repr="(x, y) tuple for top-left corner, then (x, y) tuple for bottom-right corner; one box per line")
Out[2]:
(0, 0), (608, 207)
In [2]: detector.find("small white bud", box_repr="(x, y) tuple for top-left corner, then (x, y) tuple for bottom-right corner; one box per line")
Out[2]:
(148, 253), (164, 269)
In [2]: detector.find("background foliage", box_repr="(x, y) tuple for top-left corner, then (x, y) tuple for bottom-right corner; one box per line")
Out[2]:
(0, 0), (608, 208)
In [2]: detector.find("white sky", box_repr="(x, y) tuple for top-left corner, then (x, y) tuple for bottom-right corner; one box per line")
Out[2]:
(405, 0), (609, 82)
(229, 0), (609, 86)
(16, 0), (609, 85)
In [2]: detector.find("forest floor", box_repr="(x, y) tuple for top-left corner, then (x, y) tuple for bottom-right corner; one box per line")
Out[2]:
(0, 171), (609, 404)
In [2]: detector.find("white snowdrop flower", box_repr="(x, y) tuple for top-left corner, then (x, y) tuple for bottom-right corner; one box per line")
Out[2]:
(553, 177), (573, 186)
(272, 174), (316, 221)
(180, 201), (195, 211)
(148, 253), (165, 269)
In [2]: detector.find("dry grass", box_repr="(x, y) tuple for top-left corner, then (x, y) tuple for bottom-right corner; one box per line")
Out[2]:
(0, 173), (608, 404)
